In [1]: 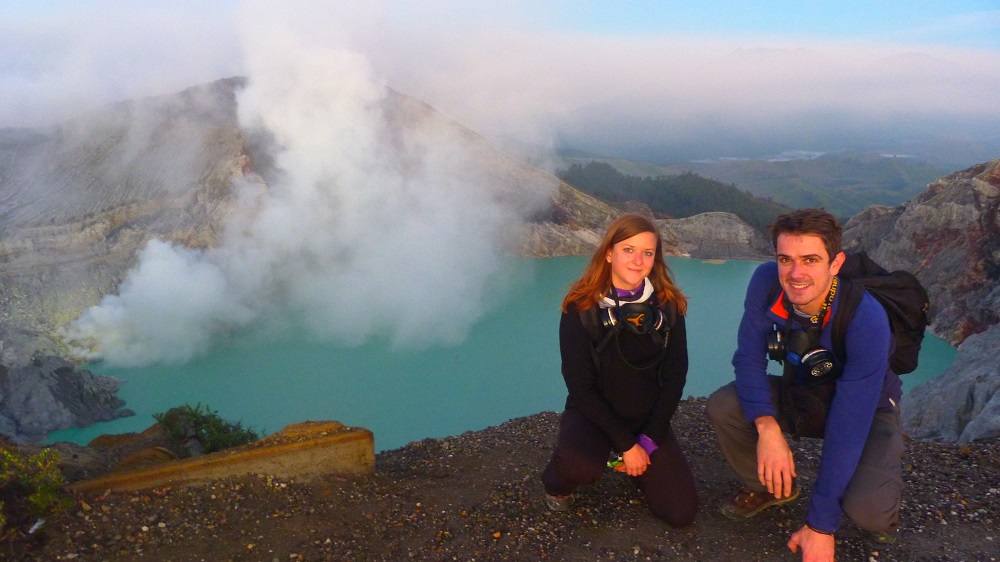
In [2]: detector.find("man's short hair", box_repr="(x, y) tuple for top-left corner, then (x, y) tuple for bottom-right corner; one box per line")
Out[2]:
(767, 208), (842, 261)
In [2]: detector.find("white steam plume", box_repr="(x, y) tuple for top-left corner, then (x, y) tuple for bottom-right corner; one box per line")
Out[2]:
(63, 25), (552, 366)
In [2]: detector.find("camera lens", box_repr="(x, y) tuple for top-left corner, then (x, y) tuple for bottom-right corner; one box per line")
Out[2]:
(801, 349), (835, 377)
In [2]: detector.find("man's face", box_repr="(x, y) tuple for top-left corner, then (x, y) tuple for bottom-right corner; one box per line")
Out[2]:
(775, 233), (844, 316)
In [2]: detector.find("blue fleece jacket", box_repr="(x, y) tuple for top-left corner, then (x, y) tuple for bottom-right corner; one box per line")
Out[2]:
(731, 261), (900, 533)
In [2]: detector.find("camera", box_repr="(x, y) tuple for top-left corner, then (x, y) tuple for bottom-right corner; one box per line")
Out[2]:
(767, 328), (836, 378)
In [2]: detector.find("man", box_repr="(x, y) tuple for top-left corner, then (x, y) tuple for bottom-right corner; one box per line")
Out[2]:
(706, 209), (903, 562)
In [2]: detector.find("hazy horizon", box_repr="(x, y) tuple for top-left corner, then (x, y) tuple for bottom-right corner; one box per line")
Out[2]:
(3, 2), (1000, 169)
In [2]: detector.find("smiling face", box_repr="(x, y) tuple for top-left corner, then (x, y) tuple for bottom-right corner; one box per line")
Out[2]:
(606, 231), (658, 291)
(775, 233), (845, 315)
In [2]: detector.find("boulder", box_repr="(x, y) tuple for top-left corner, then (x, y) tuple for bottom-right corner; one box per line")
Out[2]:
(663, 212), (772, 260)
(902, 324), (1000, 443)
(0, 355), (134, 442)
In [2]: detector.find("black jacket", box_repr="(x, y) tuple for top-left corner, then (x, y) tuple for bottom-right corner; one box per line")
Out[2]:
(559, 301), (688, 453)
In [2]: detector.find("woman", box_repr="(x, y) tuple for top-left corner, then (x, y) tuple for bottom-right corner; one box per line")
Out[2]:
(540, 213), (698, 526)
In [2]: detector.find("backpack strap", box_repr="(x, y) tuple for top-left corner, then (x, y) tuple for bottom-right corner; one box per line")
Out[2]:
(654, 300), (677, 352)
(834, 252), (895, 361)
(830, 279), (864, 365)
(580, 306), (618, 369)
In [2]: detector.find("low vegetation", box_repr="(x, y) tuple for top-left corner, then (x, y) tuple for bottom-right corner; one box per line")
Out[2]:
(153, 403), (259, 455)
(559, 162), (791, 232)
(0, 446), (72, 542)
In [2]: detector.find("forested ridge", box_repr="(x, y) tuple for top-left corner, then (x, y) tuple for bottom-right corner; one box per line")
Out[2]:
(663, 151), (945, 219)
(558, 162), (791, 232)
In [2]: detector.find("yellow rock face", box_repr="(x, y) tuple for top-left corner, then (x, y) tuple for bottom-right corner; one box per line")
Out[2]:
(68, 421), (374, 496)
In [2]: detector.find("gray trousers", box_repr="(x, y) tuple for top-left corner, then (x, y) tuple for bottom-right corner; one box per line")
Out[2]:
(706, 380), (903, 532)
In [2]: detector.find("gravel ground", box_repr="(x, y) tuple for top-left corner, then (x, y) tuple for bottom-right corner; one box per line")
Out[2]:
(8, 398), (1000, 561)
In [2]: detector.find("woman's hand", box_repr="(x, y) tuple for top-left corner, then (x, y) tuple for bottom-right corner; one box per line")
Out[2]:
(615, 443), (651, 477)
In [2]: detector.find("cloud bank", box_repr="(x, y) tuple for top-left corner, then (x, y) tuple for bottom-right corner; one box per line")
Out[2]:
(3, 2), (999, 159)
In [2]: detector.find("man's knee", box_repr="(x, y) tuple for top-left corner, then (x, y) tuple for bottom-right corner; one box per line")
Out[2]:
(706, 383), (740, 426)
(842, 469), (902, 532)
(843, 410), (904, 531)
(843, 493), (900, 532)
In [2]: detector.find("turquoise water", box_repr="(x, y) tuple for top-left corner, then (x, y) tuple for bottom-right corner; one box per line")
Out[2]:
(49, 256), (956, 451)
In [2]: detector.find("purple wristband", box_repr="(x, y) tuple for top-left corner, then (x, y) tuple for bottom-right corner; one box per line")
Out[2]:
(637, 434), (658, 455)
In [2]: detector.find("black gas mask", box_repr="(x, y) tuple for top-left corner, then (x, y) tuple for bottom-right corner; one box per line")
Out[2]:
(599, 302), (665, 335)
(767, 327), (836, 379)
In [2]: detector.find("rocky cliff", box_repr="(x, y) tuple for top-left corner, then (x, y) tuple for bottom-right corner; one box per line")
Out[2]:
(901, 324), (1000, 442)
(0, 355), (133, 443)
(0, 77), (252, 368)
(664, 211), (771, 260)
(843, 159), (1000, 345)
(0, 78), (766, 442)
(843, 159), (1000, 442)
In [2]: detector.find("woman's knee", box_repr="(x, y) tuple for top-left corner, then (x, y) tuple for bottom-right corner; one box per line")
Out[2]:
(548, 447), (605, 486)
(645, 479), (699, 526)
(641, 450), (699, 526)
(649, 497), (698, 527)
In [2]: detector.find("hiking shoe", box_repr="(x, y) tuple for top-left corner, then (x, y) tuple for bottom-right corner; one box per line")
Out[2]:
(544, 493), (574, 512)
(719, 485), (800, 520)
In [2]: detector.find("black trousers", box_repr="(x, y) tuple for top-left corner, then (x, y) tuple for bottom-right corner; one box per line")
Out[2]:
(540, 407), (698, 526)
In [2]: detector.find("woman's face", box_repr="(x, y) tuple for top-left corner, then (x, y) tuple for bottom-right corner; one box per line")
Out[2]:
(606, 231), (657, 291)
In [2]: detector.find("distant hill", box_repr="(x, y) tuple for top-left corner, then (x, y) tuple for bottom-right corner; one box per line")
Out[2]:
(558, 162), (792, 232)
(557, 150), (947, 220)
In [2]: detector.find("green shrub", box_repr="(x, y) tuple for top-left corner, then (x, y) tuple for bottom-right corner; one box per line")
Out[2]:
(0, 447), (72, 541)
(153, 403), (259, 454)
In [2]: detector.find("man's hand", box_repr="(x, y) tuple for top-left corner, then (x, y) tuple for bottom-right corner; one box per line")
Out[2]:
(787, 525), (835, 562)
(754, 415), (796, 497)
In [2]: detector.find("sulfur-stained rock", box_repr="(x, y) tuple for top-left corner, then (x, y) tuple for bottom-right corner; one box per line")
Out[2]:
(68, 420), (374, 495)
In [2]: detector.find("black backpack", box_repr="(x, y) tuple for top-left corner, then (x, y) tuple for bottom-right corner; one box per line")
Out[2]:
(831, 251), (930, 375)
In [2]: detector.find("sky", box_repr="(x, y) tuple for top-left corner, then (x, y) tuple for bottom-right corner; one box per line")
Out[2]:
(3, 0), (1000, 163)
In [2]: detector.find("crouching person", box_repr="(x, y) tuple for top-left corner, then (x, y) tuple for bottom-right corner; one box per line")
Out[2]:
(707, 209), (903, 562)
(541, 214), (698, 526)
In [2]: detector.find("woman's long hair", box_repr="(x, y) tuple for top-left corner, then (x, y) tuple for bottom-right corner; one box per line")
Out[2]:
(562, 214), (688, 314)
